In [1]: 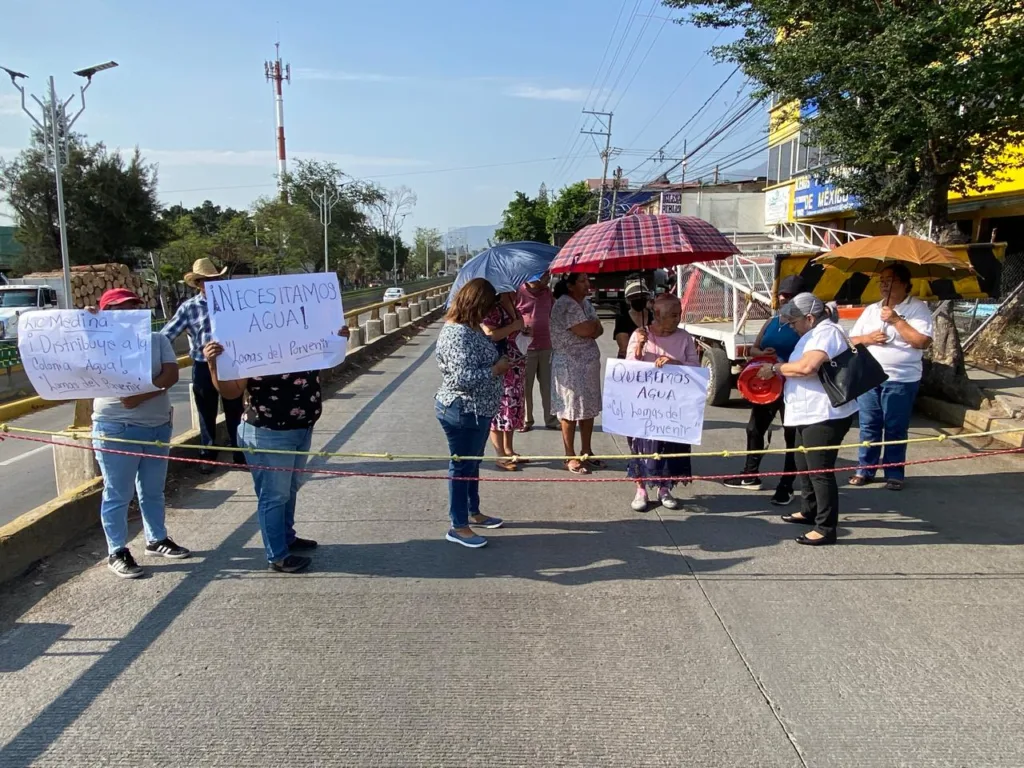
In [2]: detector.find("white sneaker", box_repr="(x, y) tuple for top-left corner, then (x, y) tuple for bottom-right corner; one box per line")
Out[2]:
(659, 489), (681, 510)
(631, 489), (649, 512)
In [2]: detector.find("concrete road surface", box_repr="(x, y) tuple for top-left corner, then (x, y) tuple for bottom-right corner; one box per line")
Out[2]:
(2, 321), (1024, 767)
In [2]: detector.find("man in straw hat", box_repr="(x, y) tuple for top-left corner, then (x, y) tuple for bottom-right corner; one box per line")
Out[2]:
(161, 258), (244, 473)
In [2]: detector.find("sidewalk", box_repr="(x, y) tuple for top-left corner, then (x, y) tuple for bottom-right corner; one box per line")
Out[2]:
(2, 321), (1024, 767)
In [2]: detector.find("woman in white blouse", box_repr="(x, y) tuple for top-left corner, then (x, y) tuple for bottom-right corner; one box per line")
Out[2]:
(756, 293), (859, 546)
(848, 264), (933, 491)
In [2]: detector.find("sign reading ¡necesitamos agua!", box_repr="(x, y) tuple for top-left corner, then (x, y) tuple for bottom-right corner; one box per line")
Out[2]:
(207, 273), (346, 379)
(17, 309), (158, 400)
(601, 359), (710, 444)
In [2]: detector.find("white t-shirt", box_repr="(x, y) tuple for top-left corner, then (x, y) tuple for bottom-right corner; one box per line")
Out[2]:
(850, 296), (933, 383)
(783, 320), (860, 427)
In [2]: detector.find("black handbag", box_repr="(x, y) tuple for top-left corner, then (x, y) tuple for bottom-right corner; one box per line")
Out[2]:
(817, 329), (889, 407)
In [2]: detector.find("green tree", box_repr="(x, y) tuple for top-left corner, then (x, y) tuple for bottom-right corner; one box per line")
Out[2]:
(281, 159), (382, 279)
(410, 226), (444, 277)
(0, 131), (165, 272)
(375, 231), (410, 276)
(547, 181), (597, 238)
(251, 197), (323, 274)
(663, 0), (1024, 233)
(494, 191), (550, 243)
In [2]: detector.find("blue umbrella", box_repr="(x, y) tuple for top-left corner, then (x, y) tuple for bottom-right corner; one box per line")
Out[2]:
(446, 241), (560, 305)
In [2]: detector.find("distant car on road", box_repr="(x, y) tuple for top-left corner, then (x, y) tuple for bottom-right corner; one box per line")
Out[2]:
(383, 287), (406, 301)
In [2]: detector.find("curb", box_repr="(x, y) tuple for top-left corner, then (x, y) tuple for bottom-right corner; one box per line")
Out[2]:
(915, 396), (1024, 449)
(0, 307), (445, 586)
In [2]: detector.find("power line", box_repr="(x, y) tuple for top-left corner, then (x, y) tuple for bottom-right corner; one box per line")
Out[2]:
(622, 65), (740, 179)
(602, 0), (666, 113)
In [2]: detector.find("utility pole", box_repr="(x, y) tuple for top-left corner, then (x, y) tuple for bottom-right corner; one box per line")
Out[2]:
(264, 42), (291, 202)
(310, 185), (342, 272)
(581, 110), (613, 221)
(610, 166), (624, 220)
(425, 239), (430, 278)
(2, 61), (118, 309)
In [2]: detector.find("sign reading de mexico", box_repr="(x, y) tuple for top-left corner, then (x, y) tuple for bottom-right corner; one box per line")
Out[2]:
(17, 309), (159, 400)
(208, 273), (346, 379)
(601, 359), (710, 445)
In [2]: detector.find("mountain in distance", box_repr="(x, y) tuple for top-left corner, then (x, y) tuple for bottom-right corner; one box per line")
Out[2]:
(449, 224), (498, 251)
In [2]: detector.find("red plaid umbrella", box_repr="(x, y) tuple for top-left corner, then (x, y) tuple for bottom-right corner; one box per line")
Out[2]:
(548, 214), (740, 274)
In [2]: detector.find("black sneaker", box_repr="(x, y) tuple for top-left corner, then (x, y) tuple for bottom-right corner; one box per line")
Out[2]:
(269, 555), (312, 574)
(233, 452), (247, 465)
(108, 549), (143, 579)
(770, 487), (794, 506)
(288, 537), (318, 551)
(723, 476), (762, 491)
(145, 538), (192, 559)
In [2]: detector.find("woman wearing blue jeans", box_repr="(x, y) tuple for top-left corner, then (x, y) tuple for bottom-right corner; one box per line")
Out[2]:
(91, 288), (190, 579)
(436, 278), (510, 548)
(204, 327), (348, 573)
(849, 264), (933, 491)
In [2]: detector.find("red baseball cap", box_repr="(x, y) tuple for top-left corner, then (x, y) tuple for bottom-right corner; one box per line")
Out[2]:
(99, 288), (143, 310)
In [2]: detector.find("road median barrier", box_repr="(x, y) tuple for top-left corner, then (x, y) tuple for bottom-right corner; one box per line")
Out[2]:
(0, 285), (450, 587)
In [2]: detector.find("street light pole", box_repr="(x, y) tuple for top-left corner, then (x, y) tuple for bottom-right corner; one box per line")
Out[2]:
(392, 212), (408, 286)
(310, 185), (342, 272)
(2, 61), (118, 309)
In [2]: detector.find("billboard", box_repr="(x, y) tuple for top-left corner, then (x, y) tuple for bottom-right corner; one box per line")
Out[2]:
(792, 175), (858, 218)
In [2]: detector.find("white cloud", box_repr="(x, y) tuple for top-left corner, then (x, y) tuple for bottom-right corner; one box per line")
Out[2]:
(125, 148), (428, 169)
(293, 68), (412, 83)
(506, 85), (591, 102)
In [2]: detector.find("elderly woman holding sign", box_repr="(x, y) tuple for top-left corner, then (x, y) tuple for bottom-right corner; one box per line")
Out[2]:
(625, 293), (699, 512)
(203, 324), (349, 574)
(91, 289), (190, 579)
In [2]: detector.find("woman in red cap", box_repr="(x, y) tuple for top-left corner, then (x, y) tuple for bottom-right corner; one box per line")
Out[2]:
(91, 288), (190, 579)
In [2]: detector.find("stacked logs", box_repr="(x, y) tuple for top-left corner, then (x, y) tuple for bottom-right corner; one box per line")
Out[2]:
(23, 264), (158, 309)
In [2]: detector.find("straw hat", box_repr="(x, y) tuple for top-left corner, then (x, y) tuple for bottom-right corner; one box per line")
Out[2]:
(184, 258), (228, 288)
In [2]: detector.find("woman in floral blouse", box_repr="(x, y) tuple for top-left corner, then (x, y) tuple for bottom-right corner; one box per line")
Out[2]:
(435, 278), (510, 549)
(204, 327), (348, 574)
(481, 292), (528, 470)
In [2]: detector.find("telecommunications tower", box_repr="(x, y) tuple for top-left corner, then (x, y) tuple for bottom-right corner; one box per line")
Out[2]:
(264, 42), (291, 200)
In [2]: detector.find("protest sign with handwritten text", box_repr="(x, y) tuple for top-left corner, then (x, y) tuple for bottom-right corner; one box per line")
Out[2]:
(17, 310), (158, 401)
(601, 359), (710, 444)
(207, 273), (346, 379)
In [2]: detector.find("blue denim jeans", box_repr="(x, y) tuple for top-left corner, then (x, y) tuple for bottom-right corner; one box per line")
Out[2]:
(92, 420), (172, 556)
(856, 380), (920, 480)
(238, 421), (313, 563)
(435, 398), (492, 528)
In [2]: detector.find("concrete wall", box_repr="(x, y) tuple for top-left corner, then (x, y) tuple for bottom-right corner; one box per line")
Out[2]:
(679, 192), (765, 234)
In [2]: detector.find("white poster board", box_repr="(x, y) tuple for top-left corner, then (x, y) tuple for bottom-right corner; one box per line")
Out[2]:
(601, 359), (710, 444)
(207, 273), (346, 379)
(17, 310), (158, 400)
(764, 184), (793, 226)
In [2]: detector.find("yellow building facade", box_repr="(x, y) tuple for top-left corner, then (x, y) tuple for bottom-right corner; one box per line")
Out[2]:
(762, 100), (1024, 252)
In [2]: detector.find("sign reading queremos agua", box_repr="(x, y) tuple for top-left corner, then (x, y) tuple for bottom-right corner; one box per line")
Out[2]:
(792, 175), (859, 218)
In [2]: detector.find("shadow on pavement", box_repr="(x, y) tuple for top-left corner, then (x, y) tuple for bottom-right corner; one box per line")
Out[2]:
(0, 333), (440, 768)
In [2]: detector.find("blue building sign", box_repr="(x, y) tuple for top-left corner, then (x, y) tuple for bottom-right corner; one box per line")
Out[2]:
(792, 175), (858, 218)
(601, 189), (658, 219)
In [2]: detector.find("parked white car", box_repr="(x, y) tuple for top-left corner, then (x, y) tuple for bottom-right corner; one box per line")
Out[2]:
(383, 287), (406, 301)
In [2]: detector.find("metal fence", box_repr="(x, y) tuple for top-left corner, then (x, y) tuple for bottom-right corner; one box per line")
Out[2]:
(677, 255), (776, 332)
(951, 250), (1024, 339)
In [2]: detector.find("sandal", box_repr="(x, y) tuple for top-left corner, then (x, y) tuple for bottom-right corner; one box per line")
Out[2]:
(885, 480), (904, 491)
(584, 458), (607, 470)
(511, 452), (529, 464)
(495, 459), (520, 472)
(848, 475), (871, 487)
(565, 459), (591, 475)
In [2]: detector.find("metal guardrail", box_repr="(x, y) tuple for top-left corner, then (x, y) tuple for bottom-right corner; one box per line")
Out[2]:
(344, 283), (452, 325)
(1, 289), (450, 373)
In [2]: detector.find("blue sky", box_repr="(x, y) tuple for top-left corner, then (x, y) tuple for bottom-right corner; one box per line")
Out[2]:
(0, 0), (764, 239)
